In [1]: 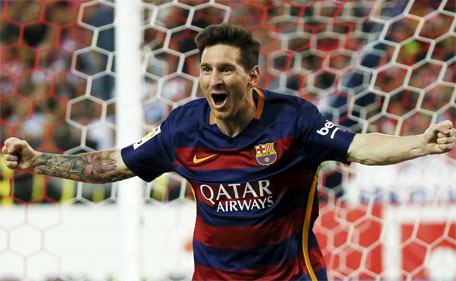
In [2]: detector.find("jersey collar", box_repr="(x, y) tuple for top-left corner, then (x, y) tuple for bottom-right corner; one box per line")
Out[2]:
(209, 87), (265, 125)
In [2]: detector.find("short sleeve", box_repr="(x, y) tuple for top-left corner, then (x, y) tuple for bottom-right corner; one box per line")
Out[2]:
(297, 104), (355, 164)
(121, 118), (175, 182)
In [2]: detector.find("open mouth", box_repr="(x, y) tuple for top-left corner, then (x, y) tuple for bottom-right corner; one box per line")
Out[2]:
(212, 93), (228, 108)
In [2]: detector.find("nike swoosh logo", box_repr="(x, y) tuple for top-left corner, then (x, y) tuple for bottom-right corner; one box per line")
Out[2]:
(193, 154), (216, 164)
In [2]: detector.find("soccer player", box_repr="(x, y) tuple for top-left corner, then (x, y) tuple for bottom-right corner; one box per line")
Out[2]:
(2, 24), (456, 281)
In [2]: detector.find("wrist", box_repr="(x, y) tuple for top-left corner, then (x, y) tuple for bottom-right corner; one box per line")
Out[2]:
(419, 133), (430, 156)
(31, 151), (44, 169)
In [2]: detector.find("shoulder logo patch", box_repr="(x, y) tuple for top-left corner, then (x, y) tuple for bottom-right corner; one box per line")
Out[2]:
(133, 126), (161, 150)
(316, 120), (339, 139)
(255, 142), (277, 166)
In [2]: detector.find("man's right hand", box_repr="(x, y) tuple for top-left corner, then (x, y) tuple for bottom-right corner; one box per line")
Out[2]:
(2, 137), (41, 171)
(2, 137), (135, 183)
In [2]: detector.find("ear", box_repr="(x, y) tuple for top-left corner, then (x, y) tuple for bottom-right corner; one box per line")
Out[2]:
(248, 65), (260, 88)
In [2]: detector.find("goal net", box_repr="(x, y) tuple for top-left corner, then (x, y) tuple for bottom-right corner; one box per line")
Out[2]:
(0, 0), (455, 280)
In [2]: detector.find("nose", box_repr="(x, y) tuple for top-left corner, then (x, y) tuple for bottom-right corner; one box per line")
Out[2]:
(209, 70), (223, 88)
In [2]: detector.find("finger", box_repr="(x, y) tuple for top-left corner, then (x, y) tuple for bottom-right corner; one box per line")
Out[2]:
(437, 135), (456, 144)
(436, 137), (446, 144)
(7, 139), (26, 154)
(439, 120), (454, 129)
(449, 128), (456, 137)
(4, 137), (20, 147)
(428, 124), (446, 136)
(3, 154), (19, 161)
(438, 128), (456, 137)
(3, 159), (18, 169)
(438, 142), (455, 152)
(435, 120), (454, 134)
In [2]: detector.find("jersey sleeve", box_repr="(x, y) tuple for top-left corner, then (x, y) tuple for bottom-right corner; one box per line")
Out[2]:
(296, 103), (355, 164)
(121, 117), (175, 182)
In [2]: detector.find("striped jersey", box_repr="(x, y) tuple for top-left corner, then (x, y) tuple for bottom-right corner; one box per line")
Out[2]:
(121, 87), (355, 280)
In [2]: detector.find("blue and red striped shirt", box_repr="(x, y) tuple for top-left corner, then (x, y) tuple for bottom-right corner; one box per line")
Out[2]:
(121, 88), (355, 280)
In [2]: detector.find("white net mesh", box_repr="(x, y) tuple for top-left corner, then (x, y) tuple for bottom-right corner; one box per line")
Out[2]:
(0, 0), (455, 280)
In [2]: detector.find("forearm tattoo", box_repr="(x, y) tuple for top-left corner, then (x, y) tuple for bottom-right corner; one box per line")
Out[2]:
(34, 151), (130, 183)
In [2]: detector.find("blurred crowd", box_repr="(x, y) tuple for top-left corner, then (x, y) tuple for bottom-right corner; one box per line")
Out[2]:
(0, 0), (455, 205)
(0, 0), (115, 152)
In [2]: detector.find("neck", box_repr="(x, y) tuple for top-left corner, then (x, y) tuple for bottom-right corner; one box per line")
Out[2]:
(216, 93), (257, 138)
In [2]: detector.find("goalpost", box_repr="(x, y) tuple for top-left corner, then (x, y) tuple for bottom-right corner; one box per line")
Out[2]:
(115, 0), (143, 280)
(0, 0), (455, 280)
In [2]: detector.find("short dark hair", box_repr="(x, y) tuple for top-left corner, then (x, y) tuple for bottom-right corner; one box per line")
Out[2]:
(195, 23), (260, 71)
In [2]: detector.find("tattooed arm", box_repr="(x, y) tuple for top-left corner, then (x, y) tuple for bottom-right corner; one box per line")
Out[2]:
(2, 137), (134, 183)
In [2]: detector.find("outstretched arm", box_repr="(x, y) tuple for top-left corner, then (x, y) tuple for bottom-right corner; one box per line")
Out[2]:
(347, 120), (456, 165)
(2, 137), (135, 183)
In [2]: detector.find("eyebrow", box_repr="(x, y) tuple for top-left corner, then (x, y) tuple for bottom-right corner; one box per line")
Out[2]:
(200, 62), (236, 69)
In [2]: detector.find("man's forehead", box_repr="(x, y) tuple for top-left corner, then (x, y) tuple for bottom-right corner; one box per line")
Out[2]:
(200, 44), (241, 65)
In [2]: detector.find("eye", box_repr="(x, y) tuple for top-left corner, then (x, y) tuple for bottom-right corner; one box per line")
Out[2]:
(201, 66), (211, 73)
(221, 66), (233, 73)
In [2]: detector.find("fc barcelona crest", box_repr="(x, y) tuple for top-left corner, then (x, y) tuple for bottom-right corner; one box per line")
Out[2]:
(255, 142), (277, 166)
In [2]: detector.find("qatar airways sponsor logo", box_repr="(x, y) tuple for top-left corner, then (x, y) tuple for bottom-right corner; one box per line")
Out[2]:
(198, 180), (274, 212)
